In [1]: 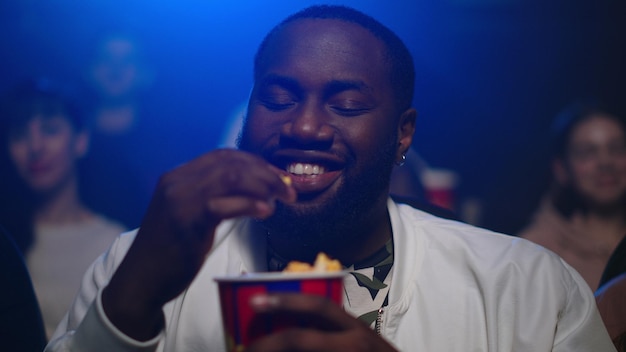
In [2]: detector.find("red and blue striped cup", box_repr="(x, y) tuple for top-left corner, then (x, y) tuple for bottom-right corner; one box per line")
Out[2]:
(215, 271), (345, 352)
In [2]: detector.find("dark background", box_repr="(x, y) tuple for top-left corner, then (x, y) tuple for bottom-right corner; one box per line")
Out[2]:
(1, 0), (625, 235)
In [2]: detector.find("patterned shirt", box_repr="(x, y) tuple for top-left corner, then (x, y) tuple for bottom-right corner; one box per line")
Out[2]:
(267, 239), (394, 329)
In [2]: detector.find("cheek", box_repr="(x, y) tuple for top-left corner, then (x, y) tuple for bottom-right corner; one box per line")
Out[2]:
(342, 119), (395, 153)
(562, 161), (593, 191)
(46, 136), (79, 167)
(8, 142), (29, 171)
(240, 114), (279, 150)
(570, 162), (595, 182)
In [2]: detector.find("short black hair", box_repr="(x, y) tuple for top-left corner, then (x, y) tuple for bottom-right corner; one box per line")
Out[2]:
(253, 5), (415, 112)
(0, 78), (84, 137)
(551, 100), (625, 159)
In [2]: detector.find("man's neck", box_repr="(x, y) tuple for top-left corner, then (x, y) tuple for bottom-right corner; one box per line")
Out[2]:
(333, 205), (392, 266)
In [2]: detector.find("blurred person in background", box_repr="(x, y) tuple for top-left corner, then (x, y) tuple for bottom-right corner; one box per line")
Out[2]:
(86, 32), (155, 137)
(0, 79), (126, 338)
(79, 31), (177, 229)
(519, 101), (626, 290)
(79, 31), (207, 229)
(79, 32), (156, 229)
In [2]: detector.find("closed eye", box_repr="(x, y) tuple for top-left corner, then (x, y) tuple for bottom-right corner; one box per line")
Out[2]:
(260, 100), (296, 111)
(329, 98), (373, 117)
(330, 106), (371, 117)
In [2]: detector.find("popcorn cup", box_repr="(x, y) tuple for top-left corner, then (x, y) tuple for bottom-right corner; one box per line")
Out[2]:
(215, 271), (345, 352)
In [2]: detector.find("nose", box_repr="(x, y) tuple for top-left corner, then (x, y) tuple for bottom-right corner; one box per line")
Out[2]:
(26, 130), (45, 156)
(280, 103), (334, 149)
(596, 147), (621, 171)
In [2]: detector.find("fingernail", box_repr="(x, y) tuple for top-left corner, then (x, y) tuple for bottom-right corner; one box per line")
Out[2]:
(254, 201), (273, 218)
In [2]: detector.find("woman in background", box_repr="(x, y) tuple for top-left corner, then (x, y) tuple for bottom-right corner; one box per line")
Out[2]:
(519, 102), (626, 290)
(0, 79), (126, 339)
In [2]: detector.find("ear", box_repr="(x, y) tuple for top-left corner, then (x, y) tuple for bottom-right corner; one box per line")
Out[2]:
(552, 158), (569, 185)
(74, 130), (90, 159)
(396, 108), (417, 163)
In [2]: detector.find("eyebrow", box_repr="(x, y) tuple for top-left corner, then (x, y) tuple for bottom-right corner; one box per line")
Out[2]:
(258, 74), (301, 93)
(258, 74), (372, 97)
(324, 80), (371, 97)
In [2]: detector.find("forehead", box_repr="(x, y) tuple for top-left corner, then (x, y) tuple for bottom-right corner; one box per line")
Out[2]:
(5, 114), (74, 140)
(570, 114), (626, 143)
(97, 38), (137, 60)
(256, 18), (390, 83)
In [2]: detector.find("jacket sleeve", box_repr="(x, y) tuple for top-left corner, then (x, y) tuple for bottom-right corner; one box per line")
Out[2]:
(45, 230), (163, 352)
(553, 258), (617, 352)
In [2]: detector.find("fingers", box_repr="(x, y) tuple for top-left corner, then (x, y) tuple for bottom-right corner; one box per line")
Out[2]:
(248, 327), (396, 352)
(246, 294), (399, 351)
(179, 150), (296, 208)
(250, 293), (358, 331)
(246, 315), (390, 352)
(153, 150), (296, 226)
(248, 329), (368, 352)
(206, 196), (276, 220)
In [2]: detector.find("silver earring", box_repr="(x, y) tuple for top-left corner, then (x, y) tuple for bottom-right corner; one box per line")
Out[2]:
(396, 153), (406, 166)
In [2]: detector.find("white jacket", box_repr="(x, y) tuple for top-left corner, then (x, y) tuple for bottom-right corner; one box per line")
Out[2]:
(46, 199), (616, 351)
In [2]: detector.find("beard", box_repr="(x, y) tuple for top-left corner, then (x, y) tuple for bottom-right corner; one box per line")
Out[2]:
(258, 137), (397, 259)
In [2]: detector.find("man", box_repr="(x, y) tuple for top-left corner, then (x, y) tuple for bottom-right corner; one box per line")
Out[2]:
(46, 5), (615, 351)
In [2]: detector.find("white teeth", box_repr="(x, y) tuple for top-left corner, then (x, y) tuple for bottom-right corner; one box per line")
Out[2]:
(287, 163), (326, 175)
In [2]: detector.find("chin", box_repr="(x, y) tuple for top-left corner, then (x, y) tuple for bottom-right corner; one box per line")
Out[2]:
(262, 174), (390, 254)
(584, 193), (626, 209)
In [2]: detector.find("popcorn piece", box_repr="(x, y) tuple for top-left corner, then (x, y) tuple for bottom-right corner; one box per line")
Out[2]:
(280, 174), (292, 186)
(283, 260), (312, 272)
(313, 252), (342, 272)
(283, 252), (342, 273)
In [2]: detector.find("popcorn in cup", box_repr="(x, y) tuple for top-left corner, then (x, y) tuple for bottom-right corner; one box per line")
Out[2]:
(214, 270), (345, 352)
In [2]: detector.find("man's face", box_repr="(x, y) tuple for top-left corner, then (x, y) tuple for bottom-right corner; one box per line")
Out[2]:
(561, 114), (626, 208)
(239, 19), (406, 241)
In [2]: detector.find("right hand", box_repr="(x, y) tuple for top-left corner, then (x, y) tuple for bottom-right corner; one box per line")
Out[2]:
(102, 149), (296, 340)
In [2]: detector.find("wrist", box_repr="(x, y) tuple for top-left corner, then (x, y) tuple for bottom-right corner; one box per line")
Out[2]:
(102, 278), (165, 342)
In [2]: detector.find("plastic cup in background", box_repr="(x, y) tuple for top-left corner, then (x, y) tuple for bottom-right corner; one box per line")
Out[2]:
(420, 168), (458, 211)
(215, 271), (345, 352)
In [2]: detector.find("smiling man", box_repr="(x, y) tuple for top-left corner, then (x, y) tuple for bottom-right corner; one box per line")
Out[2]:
(46, 5), (615, 352)
(238, 15), (412, 268)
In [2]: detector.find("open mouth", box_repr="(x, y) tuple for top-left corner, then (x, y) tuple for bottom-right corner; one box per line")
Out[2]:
(287, 162), (326, 176)
(271, 152), (345, 194)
